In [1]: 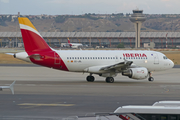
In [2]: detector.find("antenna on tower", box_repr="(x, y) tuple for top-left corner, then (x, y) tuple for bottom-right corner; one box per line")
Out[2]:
(136, 7), (139, 10)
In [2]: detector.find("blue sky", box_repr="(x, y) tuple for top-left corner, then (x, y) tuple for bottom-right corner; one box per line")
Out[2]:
(0, 0), (180, 15)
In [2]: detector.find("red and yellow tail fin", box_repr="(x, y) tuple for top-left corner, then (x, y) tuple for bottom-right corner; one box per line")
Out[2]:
(68, 38), (70, 43)
(18, 17), (51, 52)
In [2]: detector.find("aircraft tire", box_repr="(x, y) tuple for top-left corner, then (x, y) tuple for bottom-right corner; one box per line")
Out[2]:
(86, 76), (95, 82)
(106, 77), (114, 83)
(148, 77), (154, 81)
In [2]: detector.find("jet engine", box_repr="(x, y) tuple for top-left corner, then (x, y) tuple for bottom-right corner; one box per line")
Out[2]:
(122, 67), (148, 80)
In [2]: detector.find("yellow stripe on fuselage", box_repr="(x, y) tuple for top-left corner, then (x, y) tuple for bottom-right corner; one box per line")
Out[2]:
(18, 17), (37, 32)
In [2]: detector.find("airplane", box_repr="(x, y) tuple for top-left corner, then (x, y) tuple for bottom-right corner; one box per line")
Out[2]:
(0, 81), (16, 94)
(7, 17), (174, 83)
(67, 38), (83, 48)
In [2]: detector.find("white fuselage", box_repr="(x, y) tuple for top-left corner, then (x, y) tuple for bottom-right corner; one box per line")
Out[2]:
(56, 50), (174, 72)
(69, 43), (83, 48)
(15, 50), (174, 73)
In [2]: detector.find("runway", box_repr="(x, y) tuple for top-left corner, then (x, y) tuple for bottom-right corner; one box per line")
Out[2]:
(0, 66), (180, 120)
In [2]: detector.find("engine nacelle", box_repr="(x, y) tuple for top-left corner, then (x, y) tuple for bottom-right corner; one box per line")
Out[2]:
(122, 67), (148, 80)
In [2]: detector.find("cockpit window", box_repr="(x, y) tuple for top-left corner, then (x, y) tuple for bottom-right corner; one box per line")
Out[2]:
(163, 56), (168, 59)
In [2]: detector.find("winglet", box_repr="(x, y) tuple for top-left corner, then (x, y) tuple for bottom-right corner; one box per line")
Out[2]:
(9, 81), (16, 95)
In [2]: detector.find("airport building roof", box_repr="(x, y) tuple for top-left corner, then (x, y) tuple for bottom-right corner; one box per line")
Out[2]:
(0, 32), (180, 38)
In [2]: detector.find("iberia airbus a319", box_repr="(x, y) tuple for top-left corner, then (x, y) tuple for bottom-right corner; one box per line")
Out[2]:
(7, 17), (174, 83)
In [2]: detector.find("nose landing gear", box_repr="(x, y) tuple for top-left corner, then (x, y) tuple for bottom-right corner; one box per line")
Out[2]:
(106, 77), (114, 83)
(148, 72), (154, 81)
(86, 74), (95, 82)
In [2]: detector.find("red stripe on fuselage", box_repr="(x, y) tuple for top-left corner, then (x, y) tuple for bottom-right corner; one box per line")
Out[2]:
(21, 29), (68, 71)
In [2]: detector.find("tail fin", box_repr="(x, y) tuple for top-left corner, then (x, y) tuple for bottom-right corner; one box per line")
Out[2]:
(9, 81), (16, 95)
(18, 17), (51, 52)
(68, 38), (70, 44)
(67, 38), (72, 47)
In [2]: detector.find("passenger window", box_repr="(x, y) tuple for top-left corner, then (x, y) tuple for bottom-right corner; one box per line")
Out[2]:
(67, 57), (69, 59)
(90, 57), (92, 59)
(113, 57), (115, 59)
(80, 57), (82, 59)
(70, 57), (71, 59)
(77, 57), (79, 59)
(108, 57), (110, 59)
(85, 57), (87, 59)
(75, 57), (76, 59)
(72, 57), (74, 59)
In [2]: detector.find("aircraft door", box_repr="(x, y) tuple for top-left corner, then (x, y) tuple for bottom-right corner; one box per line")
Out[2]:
(153, 53), (159, 64)
(54, 52), (61, 64)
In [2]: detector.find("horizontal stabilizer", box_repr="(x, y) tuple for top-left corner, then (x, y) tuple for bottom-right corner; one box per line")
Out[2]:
(27, 54), (42, 60)
(6, 53), (15, 55)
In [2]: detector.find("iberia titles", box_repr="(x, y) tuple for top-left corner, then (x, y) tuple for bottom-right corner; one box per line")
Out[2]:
(123, 53), (147, 58)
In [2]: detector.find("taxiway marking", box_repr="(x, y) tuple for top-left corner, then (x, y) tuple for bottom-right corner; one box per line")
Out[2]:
(18, 103), (74, 107)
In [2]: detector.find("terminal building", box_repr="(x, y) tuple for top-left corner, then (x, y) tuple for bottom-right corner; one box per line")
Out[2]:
(0, 32), (180, 48)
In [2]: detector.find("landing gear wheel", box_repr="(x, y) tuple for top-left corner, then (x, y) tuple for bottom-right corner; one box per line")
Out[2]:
(86, 76), (95, 82)
(148, 77), (154, 82)
(106, 77), (114, 83)
(148, 72), (154, 82)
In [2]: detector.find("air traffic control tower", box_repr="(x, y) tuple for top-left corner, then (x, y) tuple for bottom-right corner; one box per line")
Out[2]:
(130, 9), (146, 48)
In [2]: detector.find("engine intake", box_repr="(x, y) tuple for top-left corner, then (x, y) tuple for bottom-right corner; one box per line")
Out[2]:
(122, 67), (148, 80)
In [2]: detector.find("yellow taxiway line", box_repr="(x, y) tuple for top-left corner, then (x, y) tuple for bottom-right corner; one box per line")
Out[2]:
(18, 103), (74, 107)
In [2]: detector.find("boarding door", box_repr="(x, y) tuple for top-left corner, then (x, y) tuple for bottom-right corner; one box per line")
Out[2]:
(153, 53), (159, 64)
(54, 52), (61, 64)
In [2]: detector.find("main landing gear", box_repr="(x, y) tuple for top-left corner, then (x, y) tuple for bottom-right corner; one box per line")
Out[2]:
(86, 74), (115, 83)
(86, 74), (95, 82)
(148, 72), (154, 82)
(106, 77), (114, 83)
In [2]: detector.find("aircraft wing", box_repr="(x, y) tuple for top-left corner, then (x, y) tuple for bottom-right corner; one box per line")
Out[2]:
(100, 59), (133, 71)
(84, 59), (133, 74)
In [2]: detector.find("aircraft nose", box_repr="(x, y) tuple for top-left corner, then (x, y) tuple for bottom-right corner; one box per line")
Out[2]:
(169, 59), (174, 68)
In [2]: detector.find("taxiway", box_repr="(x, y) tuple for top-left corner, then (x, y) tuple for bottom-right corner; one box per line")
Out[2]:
(0, 66), (180, 120)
